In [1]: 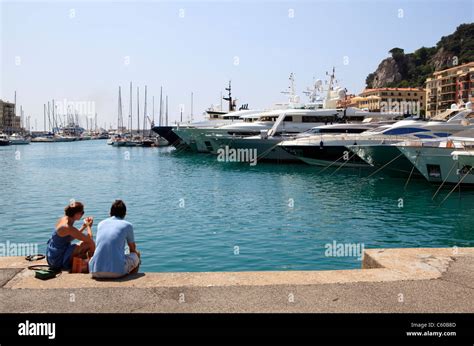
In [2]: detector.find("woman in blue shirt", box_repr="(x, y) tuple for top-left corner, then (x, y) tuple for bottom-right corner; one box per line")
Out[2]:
(46, 201), (96, 271)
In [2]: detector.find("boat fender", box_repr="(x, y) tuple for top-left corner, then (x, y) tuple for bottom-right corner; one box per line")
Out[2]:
(320, 141), (324, 149)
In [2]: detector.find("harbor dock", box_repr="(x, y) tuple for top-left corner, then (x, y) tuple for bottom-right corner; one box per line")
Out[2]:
(1, 247), (473, 313)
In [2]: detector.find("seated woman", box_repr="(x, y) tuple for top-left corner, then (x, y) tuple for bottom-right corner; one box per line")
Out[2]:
(46, 201), (96, 271)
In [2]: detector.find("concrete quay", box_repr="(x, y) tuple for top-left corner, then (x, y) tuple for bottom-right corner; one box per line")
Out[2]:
(0, 247), (473, 313)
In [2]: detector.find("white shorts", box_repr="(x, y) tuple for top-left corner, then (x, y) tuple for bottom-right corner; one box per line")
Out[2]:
(92, 253), (140, 279)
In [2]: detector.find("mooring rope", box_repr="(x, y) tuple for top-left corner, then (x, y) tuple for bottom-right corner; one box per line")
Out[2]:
(438, 166), (473, 206)
(432, 160), (459, 200)
(364, 152), (404, 179)
(403, 153), (420, 190)
(329, 152), (357, 176)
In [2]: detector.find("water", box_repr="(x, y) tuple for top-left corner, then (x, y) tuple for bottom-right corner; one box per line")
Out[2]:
(1, 140), (473, 272)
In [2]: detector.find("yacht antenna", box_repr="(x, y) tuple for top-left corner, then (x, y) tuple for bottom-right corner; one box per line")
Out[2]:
(281, 73), (296, 103)
(303, 77), (323, 103)
(223, 81), (233, 112)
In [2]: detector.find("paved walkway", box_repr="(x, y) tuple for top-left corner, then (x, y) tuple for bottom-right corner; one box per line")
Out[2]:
(0, 248), (473, 313)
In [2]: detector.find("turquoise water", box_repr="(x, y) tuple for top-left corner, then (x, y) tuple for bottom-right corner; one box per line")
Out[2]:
(1, 140), (473, 272)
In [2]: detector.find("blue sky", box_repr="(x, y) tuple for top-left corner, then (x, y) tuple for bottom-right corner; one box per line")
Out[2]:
(1, 0), (473, 129)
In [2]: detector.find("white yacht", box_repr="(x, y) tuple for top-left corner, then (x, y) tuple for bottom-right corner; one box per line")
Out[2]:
(397, 132), (474, 185)
(279, 104), (474, 170)
(347, 103), (474, 173)
(206, 113), (396, 162)
(176, 69), (370, 153)
(31, 133), (55, 143)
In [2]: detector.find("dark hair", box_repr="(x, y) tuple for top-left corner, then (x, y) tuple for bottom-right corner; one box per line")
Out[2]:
(65, 201), (84, 217)
(110, 200), (127, 219)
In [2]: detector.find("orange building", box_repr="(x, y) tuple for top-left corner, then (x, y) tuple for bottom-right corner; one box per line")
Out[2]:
(425, 62), (474, 117)
(350, 88), (426, 115)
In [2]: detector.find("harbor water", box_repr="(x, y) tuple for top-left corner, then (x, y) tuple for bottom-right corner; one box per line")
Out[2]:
(1, 140), (473, 272)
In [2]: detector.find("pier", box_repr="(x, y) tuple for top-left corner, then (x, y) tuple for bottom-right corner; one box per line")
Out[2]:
(1, 247), (473, 313)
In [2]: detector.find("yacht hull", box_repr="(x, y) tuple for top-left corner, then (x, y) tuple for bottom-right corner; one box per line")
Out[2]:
(151, 126), (179, 147)
(347, 144), (418, 174)
(209, 136), (299, 162)
(398, 146), (474, 185)
(10, 140), (30, 145)
(281, 144), (369, 167)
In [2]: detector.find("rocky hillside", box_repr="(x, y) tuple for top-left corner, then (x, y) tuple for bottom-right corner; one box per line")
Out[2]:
(366, 23), (474, 88)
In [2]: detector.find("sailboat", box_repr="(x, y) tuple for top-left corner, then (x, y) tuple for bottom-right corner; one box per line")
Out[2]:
(111, 86), (127, 147)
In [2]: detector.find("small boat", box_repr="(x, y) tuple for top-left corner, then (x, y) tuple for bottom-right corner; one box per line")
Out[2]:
(141, 137), (155, 147)
(111, 134), (128, 147)
(9, 133), (30, 145)
(53, 135), (76, 142)
(0, 133), (11, 146)
(140, 136), (168, 147)
(31, 135), (55, 143)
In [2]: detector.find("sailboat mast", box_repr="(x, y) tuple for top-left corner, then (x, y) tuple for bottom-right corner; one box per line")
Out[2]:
(129, 82), (132, 133)
(144, 85), (147, 136)
(137, 87), (140, 135)
(43, 104), (46, 132)
(47, 102), (51, 132)
(52, 99), (56, 134)
(159, 86), (163, 127)
(118, 86), (123, 133)
(165, 96), (168, 126)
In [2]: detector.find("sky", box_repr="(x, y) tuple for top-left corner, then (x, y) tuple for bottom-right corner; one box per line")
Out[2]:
(1, 0), (473, 130)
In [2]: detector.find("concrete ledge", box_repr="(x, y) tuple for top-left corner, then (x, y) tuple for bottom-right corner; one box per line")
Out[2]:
(1, 247), (472, 290)
(1, 248), (473, 313)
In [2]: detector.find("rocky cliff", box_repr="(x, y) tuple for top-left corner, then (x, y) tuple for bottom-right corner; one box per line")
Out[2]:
(366, 23), (474, 88)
